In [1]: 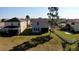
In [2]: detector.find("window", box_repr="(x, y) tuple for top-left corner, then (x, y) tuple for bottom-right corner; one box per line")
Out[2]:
(34, 28), (36, 31)
(71, 22), (75, 25)
(37, 28), (39, 31)
(11, 23), (13, 26)
(18, 23), (20, 26)
(34, 28), (39, 31)
(37, 22), (39, 26)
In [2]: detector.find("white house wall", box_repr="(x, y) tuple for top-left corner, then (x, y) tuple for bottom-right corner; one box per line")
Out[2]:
(67, 21), (79, 32)
(32, 19), (49, 28)
(28, 20), (31, 26)
(32, 19), (49, 33)
(0, 22), (5, 28)
(72, 23), (79, 31)
(20, 21), (27, 33)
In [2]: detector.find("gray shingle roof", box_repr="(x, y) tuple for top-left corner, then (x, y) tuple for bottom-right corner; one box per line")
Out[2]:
(67, 19), (79, 22)
(5, 17), (26, 22)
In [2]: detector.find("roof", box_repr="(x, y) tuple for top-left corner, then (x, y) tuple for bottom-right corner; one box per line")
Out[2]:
(5, 17), (26, 22)
(67, 19), (79, 22)
(31, 18), (49, 21)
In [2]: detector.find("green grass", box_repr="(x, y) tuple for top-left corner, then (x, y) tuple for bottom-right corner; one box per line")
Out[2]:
(0, 27), (63, 51)
(27, 33), (63, 51)
(53, 28), (79, 51)
(55, 29), (79, 40)
(0, 28), (51, 51)
(20, 27), (32, 35)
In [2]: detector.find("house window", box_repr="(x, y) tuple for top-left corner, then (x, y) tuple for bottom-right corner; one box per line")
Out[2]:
(11, 23), (13, 26)
(34, 28), (36, 31)
(71, 22), (75, 25)
(18, 23), (20, 26)
(34, 28), (39, 31)
(37, 22), (39, 26)
(37, 28), (39, 31)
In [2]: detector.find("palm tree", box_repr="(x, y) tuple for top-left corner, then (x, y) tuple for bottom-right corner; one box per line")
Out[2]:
(26, 15), (30, 28)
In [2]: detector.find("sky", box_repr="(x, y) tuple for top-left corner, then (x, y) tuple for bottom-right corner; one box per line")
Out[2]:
(0, 7), (79, 19)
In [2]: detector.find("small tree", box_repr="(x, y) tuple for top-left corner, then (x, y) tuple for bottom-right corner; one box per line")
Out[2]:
(1, 19), (6, 22)
(26, 15), (30, 28)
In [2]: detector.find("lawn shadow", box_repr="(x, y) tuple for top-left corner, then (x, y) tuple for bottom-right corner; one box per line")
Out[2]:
(0, 31), (14, 37)
(20, 28), (48, 36)
(9, 35), (52, 51)
(0, 28), (37, 37)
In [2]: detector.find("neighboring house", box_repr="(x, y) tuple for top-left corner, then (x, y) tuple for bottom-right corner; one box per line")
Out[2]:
(3, 17), (27, 35)
(65, 19), (79, 32)
(27, 20), (31, 27)
(59, 22), (66, 29)
(0, 22), (5, 29)
(0, 19), (7, 29)
(32, 18), (49, 33)
(58, 19), (67, 28)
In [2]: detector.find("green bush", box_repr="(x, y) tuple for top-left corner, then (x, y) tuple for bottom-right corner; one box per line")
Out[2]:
(20, 28), (32, 35)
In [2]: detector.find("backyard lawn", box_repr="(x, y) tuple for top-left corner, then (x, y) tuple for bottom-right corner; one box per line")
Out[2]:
(0, 28), (63, 51)
(54, 28), (79, 40)
(27, 33), (63, 51)
(53, 28), (79, 51)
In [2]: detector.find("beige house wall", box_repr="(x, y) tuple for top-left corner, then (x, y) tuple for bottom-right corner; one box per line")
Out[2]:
(20, 21), (27, 33)
(0, 22), (5, 28)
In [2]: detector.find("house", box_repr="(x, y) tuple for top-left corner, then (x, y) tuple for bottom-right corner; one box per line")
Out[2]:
(31, 18), (49, 33)
(65, 19), (79, 32)
(0, 22), (5, 30)
(0, 19), (7, 29)
(2, 17), (27, 35)
(27, 20), (31, 27)
(0, 19), (6, 32)
(58, 19), (67, 28)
